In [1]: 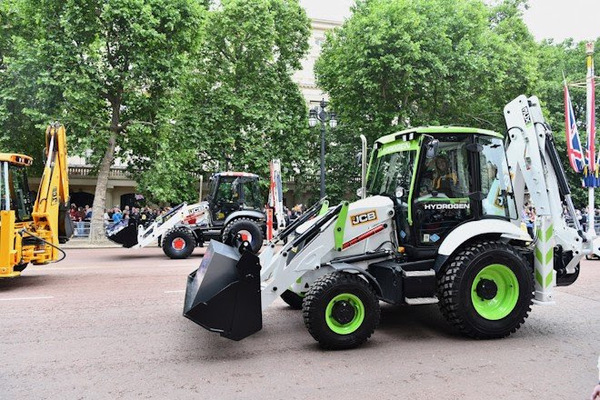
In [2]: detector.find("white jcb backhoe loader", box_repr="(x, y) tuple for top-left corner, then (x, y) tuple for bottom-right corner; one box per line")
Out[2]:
(184, 95), (591, 349)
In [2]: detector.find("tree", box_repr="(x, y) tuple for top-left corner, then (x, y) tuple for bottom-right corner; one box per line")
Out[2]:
(0, 0), (205, 241)
(534, 38), (600, 209)
(314, 0), (539, 202)
(182, 0), (313, 197)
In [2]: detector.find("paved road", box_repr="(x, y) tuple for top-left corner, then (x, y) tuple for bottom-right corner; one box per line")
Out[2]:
(1, 246), (599, 399)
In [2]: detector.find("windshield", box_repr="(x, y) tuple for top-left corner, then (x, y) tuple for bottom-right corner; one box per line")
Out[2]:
(0, 162), (7, 211)
(218, 176), (262, 210)
(0, 163), (33, 221)
(367, 150), (415, 197)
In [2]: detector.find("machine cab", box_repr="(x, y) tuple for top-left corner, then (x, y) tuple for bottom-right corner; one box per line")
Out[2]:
(0, 154), (34, 223)
(207, 172), (262, 225)
(367, 127), (518, 257)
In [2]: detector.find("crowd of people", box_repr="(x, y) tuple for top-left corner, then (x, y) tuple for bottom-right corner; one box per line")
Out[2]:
(522, 202), (600, 238)
(69, 203), (175, 236)
(103, 205), (175, 228)
(571, 207), (600, 232)
(69, 201), (308, 235)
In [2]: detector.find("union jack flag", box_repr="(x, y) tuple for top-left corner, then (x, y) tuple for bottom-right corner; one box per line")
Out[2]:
(564, 83), (585, 173)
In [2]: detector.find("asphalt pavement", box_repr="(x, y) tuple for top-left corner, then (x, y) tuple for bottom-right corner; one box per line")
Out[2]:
(1, 246), (599, 399)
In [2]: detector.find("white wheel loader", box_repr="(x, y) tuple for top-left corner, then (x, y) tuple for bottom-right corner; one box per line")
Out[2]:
(184, 95), (592, 349)
(107, 165), (286, 259)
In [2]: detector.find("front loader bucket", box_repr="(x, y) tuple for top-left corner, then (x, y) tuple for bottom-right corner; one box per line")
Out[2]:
(106, 222), (138, 248)
(184, 240), (262, 341)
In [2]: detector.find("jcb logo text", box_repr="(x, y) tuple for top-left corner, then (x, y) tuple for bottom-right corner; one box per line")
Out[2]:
(350, 210), (378, 226)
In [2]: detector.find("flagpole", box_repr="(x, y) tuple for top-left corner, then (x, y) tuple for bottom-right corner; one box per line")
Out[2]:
(586, 42), (596, 238)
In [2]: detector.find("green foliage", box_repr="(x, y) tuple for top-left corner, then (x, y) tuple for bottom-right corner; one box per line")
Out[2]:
(317, 0), (535, 141)
(314, 0), (599, 205)
(181, 0), (313, 197)
(2, 0), (600, 211)
(533, 39), (600, 208)
(0, 0), (205, 195)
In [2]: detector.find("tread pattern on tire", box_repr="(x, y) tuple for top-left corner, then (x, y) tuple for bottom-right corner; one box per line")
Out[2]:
(303, 271), (380, 350)
(222, 217), (263, 254)
(162, 227), (196, 259)
(438, 239), (533, 339)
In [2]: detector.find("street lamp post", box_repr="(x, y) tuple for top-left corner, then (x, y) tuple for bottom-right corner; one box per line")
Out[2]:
(308, 99), (337, 199)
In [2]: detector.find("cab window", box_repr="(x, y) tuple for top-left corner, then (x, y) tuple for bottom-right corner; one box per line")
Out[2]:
(479, 137), (517, 219)
(414, 136), (472, 246)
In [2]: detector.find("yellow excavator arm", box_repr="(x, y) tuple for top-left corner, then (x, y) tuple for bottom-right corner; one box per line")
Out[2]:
(0, 123), (71, 277)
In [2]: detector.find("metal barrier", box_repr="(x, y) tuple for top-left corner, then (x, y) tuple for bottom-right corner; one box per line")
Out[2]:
(71, 221), (126, 237)
(73, 221), (91, 237)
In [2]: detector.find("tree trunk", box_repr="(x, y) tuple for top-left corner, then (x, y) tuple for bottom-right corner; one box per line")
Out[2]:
(88, 131), (117, 242)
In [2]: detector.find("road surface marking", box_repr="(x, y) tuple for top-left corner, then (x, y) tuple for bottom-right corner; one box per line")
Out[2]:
(0, 296), (54, 301)
(164, 290), (185, 294)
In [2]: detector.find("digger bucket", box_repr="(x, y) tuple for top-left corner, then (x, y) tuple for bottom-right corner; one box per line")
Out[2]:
(183, 240), (262, 341)
(105, 222), (138, 248)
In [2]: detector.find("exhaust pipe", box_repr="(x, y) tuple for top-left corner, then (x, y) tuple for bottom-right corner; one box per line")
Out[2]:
(183, 240), (262, 341)
(360, 134), (367, 199)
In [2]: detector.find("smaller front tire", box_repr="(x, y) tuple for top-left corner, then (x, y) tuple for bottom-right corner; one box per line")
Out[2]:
(162, 227), (196, 259)
(303, 272), (380, 350)
(281, 290), (304, 310)
(14, 263), (28, 272)
(222, 218), (264, 254)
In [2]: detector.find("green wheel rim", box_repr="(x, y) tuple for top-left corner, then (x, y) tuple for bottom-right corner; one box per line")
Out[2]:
(325, 293), (365, 335)
(471, 264), (519, 320)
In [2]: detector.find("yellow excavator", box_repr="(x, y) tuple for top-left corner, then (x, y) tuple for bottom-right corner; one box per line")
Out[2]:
(0, 123), (72, 277)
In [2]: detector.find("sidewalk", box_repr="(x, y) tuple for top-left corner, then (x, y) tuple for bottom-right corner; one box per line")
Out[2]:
(62, 237), (120, 249)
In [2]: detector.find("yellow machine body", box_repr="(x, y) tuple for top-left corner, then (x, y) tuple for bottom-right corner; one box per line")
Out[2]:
(0, 124), (70, 277)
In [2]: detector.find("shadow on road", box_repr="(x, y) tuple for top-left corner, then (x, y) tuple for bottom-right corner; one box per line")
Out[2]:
(102, 252), (206, 261)
(0, 273), (62, 292)
(378, 303), (458, 340)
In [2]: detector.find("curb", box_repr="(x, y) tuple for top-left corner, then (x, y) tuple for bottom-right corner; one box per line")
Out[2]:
(62, 239), (121, 249)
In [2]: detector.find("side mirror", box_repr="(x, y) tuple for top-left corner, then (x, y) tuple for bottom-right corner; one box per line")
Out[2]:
(356, 187), (364, 198)
(426, 139), (439, 159)
(355, 152), (362, 166)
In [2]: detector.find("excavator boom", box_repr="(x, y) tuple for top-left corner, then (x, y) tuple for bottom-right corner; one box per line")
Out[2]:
(0, 123), (72, 277)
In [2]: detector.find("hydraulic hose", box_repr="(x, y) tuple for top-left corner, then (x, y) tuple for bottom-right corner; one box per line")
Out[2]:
(19, 229), (67, 263)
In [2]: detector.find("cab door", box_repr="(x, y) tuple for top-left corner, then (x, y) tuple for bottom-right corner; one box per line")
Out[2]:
(412, 135), (474, 249)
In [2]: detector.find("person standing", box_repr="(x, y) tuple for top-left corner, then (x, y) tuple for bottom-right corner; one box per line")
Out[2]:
(112, 207), (123, 224)
(75, 207), (86, 236)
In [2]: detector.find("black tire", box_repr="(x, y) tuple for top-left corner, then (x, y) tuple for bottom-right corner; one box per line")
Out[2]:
(303, 272), (380, 350)
(162, 227), (196, 259)
(438, 240), (534, 339)
(222, 218), (263, 254)
(281, 290), (304, 310)
(14, 263), (28, 272)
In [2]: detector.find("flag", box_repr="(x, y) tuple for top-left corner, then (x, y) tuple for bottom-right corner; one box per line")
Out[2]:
(564, 83), (585, 173)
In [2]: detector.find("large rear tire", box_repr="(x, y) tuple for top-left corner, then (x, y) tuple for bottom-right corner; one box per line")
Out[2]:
(438, 240), (533, 339)
(162, 227), (196, 259)
(303, 272), (380, 350)
(222, 218), (263, 254)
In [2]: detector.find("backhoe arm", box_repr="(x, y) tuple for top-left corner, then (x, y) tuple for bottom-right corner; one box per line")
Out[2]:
(504, 95), (590, 303)
(29, 123), (70, 259)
